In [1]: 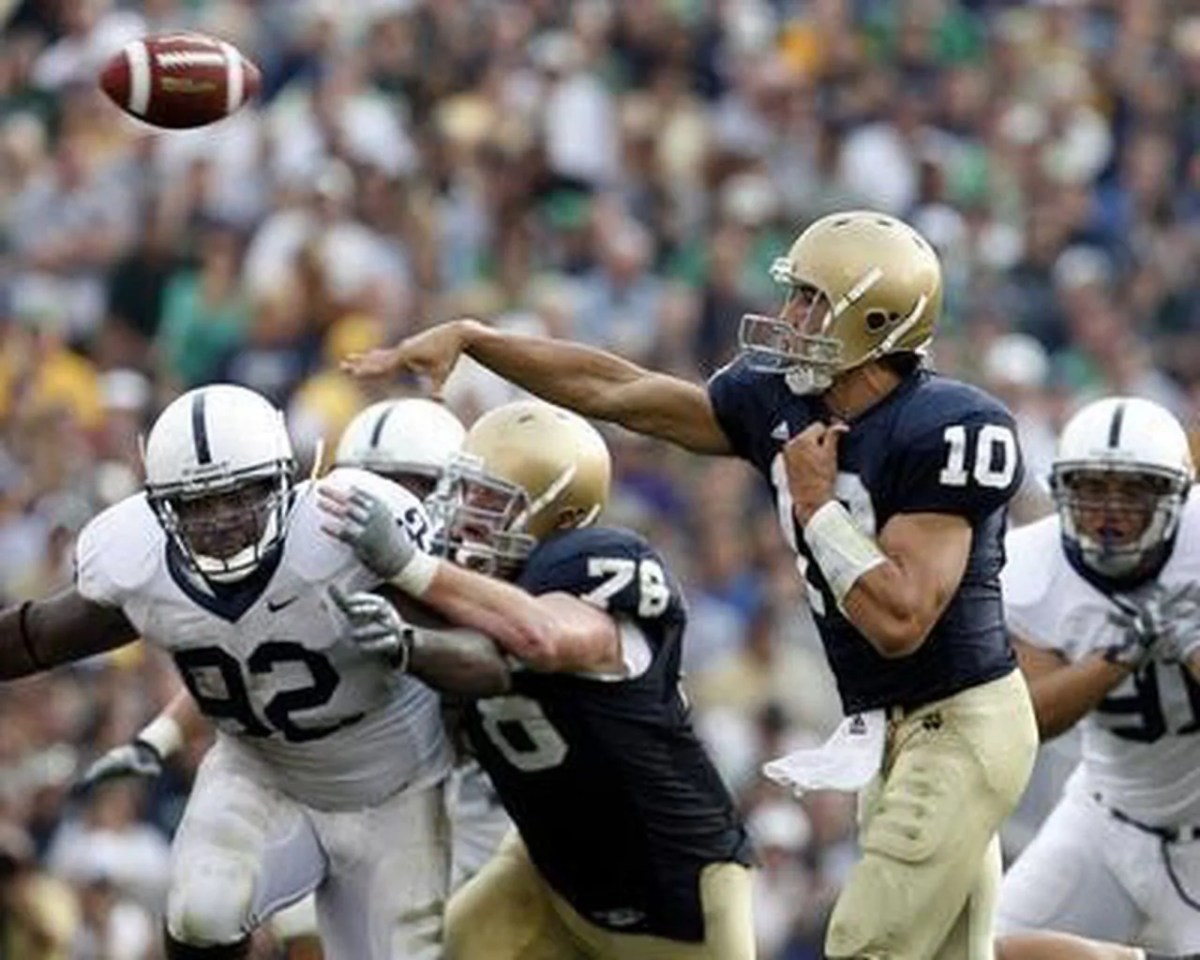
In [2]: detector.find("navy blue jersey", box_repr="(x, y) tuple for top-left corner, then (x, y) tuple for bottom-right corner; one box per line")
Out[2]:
(461, 527), (752, 942)
(708, 360), (1021, 713)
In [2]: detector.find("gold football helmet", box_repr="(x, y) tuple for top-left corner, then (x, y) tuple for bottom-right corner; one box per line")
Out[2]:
(428, 400), (611, 576)
(739, 210), (943, 394)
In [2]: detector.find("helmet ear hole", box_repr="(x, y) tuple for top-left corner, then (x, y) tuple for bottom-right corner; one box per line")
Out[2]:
(865, 310), (891, 332)
(553, 505), (591, 531)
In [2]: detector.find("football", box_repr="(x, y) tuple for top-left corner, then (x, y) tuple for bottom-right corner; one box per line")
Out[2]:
(98, 33), (260, 129)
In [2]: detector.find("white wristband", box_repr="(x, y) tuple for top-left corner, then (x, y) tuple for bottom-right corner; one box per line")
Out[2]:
(802, 500), (886, 611)
(391, 549), (439, 598)
(137, 714), (183, 758)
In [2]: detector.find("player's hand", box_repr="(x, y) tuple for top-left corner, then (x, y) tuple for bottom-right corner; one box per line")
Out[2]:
(340, 320), (477, 399)
(1128, 583), (1200, 666)
(783, 421), (849, 526)
(73, 741), (164, 795)
(328, 585), (414, 670)
(318, 485), (417, 580)
(1102, 590), (1177, 670)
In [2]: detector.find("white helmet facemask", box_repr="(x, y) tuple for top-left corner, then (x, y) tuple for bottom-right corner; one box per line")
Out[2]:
(1050, 397), (1194, 581)
(1052, 465), (1188, 579)
(153, 471), (292, 583)
(143, 385), (295, 585)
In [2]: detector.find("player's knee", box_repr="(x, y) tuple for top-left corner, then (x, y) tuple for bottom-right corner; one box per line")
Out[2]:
(167, 866), (257, 947)
(824, 869), (910, 959)
(825, 917), (894, 960)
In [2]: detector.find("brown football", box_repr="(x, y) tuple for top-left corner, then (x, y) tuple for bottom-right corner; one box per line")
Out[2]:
(98, 33), (260, 130)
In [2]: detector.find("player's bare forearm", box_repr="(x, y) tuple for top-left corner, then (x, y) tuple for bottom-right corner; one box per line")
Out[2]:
(408, 627), (511, 697)
(161, 689), (209, 741)
(1015, 641), (1129, 740)
(840, 562), (943, 657)
(838, 514), (971, 658)
(0, 589), (138, 679)
(1185, 649), (1200, 686)
(422, 562), (616, 671)
(463, 322), (732, 455)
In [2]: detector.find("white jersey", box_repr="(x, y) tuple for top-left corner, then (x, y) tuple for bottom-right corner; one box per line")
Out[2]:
(1002, 500), (1200, 825)
(75, 467), (452, 810)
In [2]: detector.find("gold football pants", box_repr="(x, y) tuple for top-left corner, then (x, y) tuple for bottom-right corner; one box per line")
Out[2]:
(444, 832), (755, 960)
(826, 669), (1039, 960)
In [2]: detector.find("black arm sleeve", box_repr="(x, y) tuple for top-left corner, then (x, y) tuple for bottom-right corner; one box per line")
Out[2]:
(0, 588), (139, 680)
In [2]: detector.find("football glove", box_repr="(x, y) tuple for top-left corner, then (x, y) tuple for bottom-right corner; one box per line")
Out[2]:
(328, 585), (414, 671)
(73, 740), (164, 795)
(1127, 582), (1200, 666)
(321, 486), (418, 581)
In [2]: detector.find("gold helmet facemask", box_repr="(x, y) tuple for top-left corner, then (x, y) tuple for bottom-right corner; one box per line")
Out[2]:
(428, 401), (611, 578)
(738, 211), (943, 395)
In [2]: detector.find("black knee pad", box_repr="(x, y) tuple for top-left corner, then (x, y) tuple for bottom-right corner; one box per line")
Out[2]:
(164, 929), (252, 960)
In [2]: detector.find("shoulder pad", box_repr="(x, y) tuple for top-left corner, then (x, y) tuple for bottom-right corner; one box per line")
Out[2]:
(287, 469), (433, 585)
(1163, 494), (1200, 580)
(520, 526), (682, 623)
(322, 466), (427, 519)
(892, 375), (1016, 443)
(884, 375), (1023, 519)
(1001, 516), (1069, 647)
(74, 494), (163, 606)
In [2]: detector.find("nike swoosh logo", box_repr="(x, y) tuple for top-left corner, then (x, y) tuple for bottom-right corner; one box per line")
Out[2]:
(267, 596), (299, 613)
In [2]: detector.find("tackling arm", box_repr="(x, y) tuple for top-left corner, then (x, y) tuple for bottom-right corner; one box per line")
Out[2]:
(0, 588), (138, 680)
(419, 563), (622, 674)
(372, 585), (512, 696)
(1014, 637), (1134, 741)
(461, 321), (732, 455)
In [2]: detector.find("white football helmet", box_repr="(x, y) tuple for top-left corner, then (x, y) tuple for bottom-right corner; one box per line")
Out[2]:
(144, 384), (295, 583)
(1051, 397), (1194, 579)
(334, 399), (466, 500)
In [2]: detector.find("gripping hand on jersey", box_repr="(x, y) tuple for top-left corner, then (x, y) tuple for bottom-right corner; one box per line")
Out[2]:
(1120, 583), (1200, 667)
(1101, 587), (1193, 670)
(328, 585), (413, 671)
(73, 740), (164, 796)
(318, 486), (418, 580)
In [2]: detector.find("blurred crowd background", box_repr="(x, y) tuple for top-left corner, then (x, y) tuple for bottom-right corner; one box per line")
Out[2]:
(2, 0), (1200, 956)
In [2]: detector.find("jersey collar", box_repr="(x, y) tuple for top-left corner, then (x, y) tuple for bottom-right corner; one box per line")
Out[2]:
(165, 539), (285, 622)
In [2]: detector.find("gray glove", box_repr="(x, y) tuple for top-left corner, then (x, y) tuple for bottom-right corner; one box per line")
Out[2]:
(322, 486), (417, 580)
(1102, 587), (1193, 669)
(329, 585), (414, 671)
(1131, 582), (1200, 665)
(73, 740), (164, 795)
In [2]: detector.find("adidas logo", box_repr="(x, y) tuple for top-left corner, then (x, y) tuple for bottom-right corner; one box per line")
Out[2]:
(848, 714), (867, 736)
(771, 421), (789, 441)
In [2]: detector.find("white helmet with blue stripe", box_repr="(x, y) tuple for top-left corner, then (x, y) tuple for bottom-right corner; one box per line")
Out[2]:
(1051, 396), (1194, 578)
(335, 398), (465, 500)
(143, 384), (295, 583)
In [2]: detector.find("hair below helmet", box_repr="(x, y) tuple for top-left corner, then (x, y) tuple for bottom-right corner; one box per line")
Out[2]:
(1050, 396), (1194, 579)
(738, 211), (943, 394)
(428, 401), (611, 576)
(143, 384), (295, 583)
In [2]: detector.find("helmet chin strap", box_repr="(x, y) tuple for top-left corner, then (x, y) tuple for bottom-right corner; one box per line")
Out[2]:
(194, 546), (261, 583)
(1083, 545), (1146, 579)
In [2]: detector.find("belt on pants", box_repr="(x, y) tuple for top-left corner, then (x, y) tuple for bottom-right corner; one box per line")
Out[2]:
(1094, 794), (1200, 844)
